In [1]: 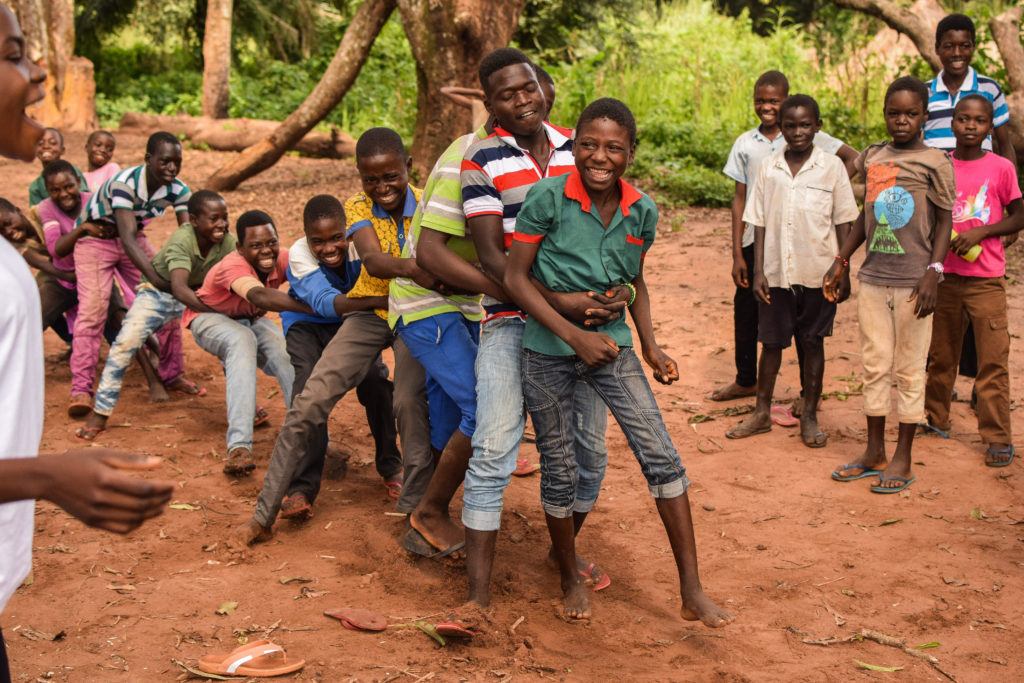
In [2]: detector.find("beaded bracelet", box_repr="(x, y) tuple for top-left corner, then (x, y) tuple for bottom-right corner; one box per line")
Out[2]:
(834, 255), (849, 268)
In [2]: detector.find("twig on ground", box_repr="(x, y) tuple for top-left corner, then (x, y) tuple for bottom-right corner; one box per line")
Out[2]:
(788, 626), (957, 682)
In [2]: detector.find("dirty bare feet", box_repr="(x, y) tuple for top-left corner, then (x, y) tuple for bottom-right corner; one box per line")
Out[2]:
(561, 577), (591, 620)
(232, 519), (273, 547)
(680, 586), (733, 628)
(148, 382), (170, 403)
(800, 414), (827, 448)
(726, 410), (771, 439)
(709, 381), (756, 402)
(165, 375), (207, 396)
(410, 509), (464, 559)
(546, 550), (609, 589)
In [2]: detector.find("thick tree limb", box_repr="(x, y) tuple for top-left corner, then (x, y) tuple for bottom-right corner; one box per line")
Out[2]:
(205, 0), (396, 191)
(991, 7), (1024, 93)
(202, 0), (233, 119)
(833, 0), (940, 72)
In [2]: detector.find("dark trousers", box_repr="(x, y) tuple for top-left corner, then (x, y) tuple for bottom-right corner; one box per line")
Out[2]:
(1, 628), (10, 683)
(959, 321), (978, 378)
(284, 321), (401, 502)
(38, 273), (122, 345)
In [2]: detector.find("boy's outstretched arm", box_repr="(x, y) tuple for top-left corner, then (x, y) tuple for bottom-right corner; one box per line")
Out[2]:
(418, 226), (503, 299)
(114, 208), (168, 291)
(628, 263), (678, 385)
(469, 215), (511, 290)
(169, 268), (213, 313)
(503, 240), (618, 367)
(952, 198), (1024, 255)
(0, 450), (174, 533)
(243, 286), (313, 314)
(729, 182), (748, 288)
(22, 248), (74, 282)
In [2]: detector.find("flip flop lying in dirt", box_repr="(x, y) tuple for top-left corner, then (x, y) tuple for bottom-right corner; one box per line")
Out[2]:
(434, 621), (478, 639)
(324, 608), (388, 632)
(831, 463), (884, 482)
(770, 405), (798, 427)
(870, 474), (915, 494)
(401, 527), (464, 559)
(197, 639), (304, 678)
(578, 562), (611, 591)
(512, 457), (540, 477)
(985, 445), (1015, 468)
(254, 406), (270, 428)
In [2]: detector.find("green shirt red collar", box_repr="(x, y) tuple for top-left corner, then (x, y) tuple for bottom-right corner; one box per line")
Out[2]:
(562, 169), (644, 217)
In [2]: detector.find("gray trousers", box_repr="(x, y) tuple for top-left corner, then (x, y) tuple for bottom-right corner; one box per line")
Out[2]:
(254, 311), (431, 526)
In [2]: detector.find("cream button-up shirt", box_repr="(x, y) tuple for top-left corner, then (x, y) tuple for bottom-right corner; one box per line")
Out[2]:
(743, 145), (860, 289)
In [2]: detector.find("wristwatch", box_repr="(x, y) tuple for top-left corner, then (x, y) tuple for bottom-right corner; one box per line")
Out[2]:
(927, 262), (944, 275)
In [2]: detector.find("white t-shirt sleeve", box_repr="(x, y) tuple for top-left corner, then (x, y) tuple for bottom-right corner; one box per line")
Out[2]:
(814, 131), (844, 155)
(722, 134), (748, 184)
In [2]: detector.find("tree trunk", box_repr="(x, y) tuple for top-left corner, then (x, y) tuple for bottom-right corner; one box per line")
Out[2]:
(990, 7), (1024, 153)
(202, 0), (233, 119)
(397, 0), (527, 176)
(120, 112), (355, 158)
(11, 0), (97, 131)
(832, 0), (940, 72)
(205, 0), (396, 191)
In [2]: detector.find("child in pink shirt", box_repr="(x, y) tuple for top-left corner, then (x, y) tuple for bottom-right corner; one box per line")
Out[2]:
(924, 95), (1023, 466)
(82, 130), (121, 192)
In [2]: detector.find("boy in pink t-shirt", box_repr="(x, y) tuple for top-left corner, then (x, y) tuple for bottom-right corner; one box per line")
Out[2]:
(924, 95), (1023, 466)
(82, 130), (121, 192)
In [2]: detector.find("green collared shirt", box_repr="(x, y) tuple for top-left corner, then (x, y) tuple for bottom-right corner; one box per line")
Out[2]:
(513, 171), (658, 356)
(149, 223), (237, 287)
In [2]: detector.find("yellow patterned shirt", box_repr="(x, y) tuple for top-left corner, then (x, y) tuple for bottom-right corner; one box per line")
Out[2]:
(344, 186), (422, 319)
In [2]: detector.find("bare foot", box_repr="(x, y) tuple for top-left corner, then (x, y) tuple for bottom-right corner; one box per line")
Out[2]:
(546, 550), (608, 588)
(561, 578), (591, 620)
(708, 381), (756, 402)
(165, 376), (207, 396)
(725, 411), (771, 439)
(800, 414), (827, 448)
(76, 412), (108, 441)
(231, 519), (272, 547)
(680, 587), (733, 628)
(832, 447), (887, 479)
(148, 382), (170, 403)
(409, 509), (464, 558)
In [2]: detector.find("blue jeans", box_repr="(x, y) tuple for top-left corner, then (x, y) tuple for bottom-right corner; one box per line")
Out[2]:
(93, 286), (184, 416)
(522, 347), (689, 519)
(190, 313), (294, 452)
(463, 317), (608, 531)
(396, 312), (480, 449)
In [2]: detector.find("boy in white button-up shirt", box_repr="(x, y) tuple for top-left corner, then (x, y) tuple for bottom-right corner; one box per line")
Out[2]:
(726, 94), (859, 448)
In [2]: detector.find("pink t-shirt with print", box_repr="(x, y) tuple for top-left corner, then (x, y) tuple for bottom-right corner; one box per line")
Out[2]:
(83, 162), (121, 193)
(38, 192), (91, 290)
(944, 152), (1022, 278)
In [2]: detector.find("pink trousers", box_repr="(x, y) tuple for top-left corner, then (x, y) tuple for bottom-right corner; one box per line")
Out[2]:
(69, 235), (183, 396)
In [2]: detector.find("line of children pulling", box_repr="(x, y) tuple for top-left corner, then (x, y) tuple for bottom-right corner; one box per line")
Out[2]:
(0, 11), (1018, 628)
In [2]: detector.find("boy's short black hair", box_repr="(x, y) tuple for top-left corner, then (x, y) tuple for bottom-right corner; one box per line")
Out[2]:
(87, 129), (115, 145)
(42, 159), (77, 184)
(146, 131), (180, 155)
(42, 127), (64, 145)
(576, 97), (637, 146)
(354, 127), (407, 161)
(236, 209), (276, 244)
(779, 94), (820, 122)
(754, 70), (789, 96)
(936, 13), (975, 45)
(478, 47), (532, 93)
(0, 197), (16, 214)
(533, 64), (554, 87)
(187, 189), (224, 217)
(954, 93), (994, 117)
(884, 76), (929, 109)
(303, 194), (344, 228)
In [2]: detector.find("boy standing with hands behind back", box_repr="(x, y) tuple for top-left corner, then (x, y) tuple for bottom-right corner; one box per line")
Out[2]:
(726, 95), (859, 447)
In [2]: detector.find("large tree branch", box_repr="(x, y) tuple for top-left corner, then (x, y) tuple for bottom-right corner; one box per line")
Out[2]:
(991, 6), (1024, 93)
(833, 0), (940, 72)
(205, 0), (396, 191)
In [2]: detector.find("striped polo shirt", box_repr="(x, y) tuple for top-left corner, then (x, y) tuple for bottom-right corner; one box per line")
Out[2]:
(461, 121), (575, 319)
(79, 165), (191, 228)
(925, 68), (1010, 152)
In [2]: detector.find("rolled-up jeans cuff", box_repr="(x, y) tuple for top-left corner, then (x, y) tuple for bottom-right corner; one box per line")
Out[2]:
(541, 501), (575, 519)
(648, 474), (690, 499)
(573, 497), (598, 513)
(461, 507), (502, 532)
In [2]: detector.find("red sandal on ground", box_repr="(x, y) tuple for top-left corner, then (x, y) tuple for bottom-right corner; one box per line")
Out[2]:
(197, 639), (304, 678)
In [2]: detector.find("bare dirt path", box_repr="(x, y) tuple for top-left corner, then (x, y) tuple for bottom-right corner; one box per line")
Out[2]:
(1, 134), (1021, 682)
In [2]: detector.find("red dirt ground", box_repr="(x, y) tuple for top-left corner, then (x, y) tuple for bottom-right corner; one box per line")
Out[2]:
(1, 133), (1022, 682)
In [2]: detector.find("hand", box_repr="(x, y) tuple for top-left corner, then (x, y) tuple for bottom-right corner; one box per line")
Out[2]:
(822, 261), (846, 302)
(570, 331), (620, 367)
(951, 228), (986, 256)
(1002, 232), (1019, 249)
(752, 271), (770, 305)
(80, 222), (109, 239)
(731, 255), (749, 288)
(836, 271), (852, 304)
(410, 267), (441, 292)
(549, 288), (627, 326)
(41, 449), (174, 534)
(909, 269), (940, 318)
(643, 344), (679, 385)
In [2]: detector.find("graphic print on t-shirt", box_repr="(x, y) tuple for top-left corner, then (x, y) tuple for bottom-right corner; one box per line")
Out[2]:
(867, 162), (908, 255)
(953, 179), (991, 226)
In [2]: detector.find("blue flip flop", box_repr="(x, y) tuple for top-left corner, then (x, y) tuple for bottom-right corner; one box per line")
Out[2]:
(831, 463), (883, 482)
(985, 445), (1015, 468)
(870, 474), (915, 494)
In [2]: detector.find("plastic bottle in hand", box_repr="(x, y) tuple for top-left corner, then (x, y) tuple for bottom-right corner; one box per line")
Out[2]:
(952, 228), (983, 262)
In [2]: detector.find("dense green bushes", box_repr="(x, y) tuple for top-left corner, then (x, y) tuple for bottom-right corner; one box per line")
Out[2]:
(93, 0), (893, 206)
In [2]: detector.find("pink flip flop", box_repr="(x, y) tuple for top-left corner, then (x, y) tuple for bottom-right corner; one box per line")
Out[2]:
(770, 404), (799, 428)
(578, 562), (611, 591)
(324, 608), (388, 632)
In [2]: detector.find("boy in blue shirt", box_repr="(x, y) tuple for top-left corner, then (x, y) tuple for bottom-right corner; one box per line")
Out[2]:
(277, 195), (401, 519)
